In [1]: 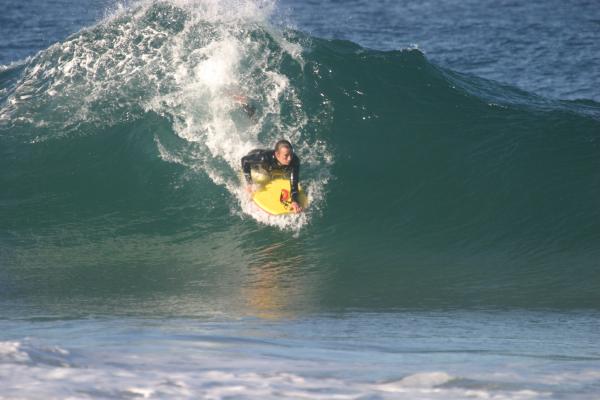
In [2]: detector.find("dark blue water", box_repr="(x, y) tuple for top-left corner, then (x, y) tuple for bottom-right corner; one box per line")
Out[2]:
(1, 0), (600, 398)
(279, 0), (600, 101)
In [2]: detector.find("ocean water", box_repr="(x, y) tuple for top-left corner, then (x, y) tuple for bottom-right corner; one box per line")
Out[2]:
(1, 0), (600, 398)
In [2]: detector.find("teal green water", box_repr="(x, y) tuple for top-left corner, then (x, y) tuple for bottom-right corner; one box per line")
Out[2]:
(1, 2), (600, 318)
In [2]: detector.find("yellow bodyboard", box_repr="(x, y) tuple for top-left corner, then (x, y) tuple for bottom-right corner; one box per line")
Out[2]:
(252, 178), (308, 215)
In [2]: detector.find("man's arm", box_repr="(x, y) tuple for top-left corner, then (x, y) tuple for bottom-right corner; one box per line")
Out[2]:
(290, 155), (300, 203)
(241, 155), (253, 184)
(241, 150), (265, 184)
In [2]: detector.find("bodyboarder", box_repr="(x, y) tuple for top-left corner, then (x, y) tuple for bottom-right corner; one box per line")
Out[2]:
(241, 140), (303, 213)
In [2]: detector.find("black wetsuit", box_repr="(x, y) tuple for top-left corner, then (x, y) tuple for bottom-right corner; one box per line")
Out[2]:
(241, 149), (300, 202)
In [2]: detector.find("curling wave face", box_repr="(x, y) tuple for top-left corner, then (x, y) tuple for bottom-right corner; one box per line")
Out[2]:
(1, 0), (600, 314)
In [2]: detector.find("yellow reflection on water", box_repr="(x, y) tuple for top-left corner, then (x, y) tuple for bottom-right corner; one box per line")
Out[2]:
(243, 241), (307, 320)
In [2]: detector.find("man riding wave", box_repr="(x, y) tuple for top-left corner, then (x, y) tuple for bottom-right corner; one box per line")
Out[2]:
(241, 140), (303, 213)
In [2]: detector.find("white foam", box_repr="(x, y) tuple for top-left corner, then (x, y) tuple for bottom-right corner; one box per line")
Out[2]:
(378, 372), (454, 390)
(540, 369), (600, 384)
(126, 387), (155, 398)
(0, 362), (549, 400)
(0, 341), (30, 363)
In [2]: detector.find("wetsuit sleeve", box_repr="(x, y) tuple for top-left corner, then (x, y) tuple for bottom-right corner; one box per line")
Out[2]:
(241, 150), (266, 184)
(290, 155), (300, 203)
(241, 154), (253, 184)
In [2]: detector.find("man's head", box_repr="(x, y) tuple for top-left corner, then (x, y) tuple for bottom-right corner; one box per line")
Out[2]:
(274, 139), (293, 166)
